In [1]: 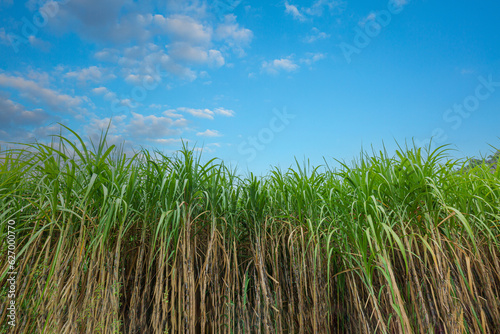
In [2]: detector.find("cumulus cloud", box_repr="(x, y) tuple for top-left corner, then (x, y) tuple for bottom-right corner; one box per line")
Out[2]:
(178, 107), (216, 119)
(0, 73), (81, 111)
(126, 112), (188, 138)
(94, 48), (121, 62)
(303, 27), (330, 43)
(214, 107), (235, 117)
(41, 0), (152, 43)
(390, 0), (408, 8)
(95, 44), (198, 83)
(207, 50), (225, 67)
(92, 87), (108, 95)
(165, 0), (206, 16)
(0, 96), (54, 142)
(168, 43), (225, 67)
(157, 14), (212, 45)
(149, 138), (184, 145)
(173, 106), (235, 120)
(215, 14), (253, 56)
(196, 129), (222, 137)
(359, 12), (377, 27)
(25, 69), (51, 86)
(79, 7), (254, 83)
(300, 53), (326, 66)
(28, 35), (51, 51)
(285, 0), (345, 21)
(0, 97), (51, 128)
(285, 2), (305, 21)
(91, 86), (119, 101)
(304, 0), (344, 16)
(262, 57), (299, 75)
(65, 66), (116, 83)
(163, 109), (184, 118)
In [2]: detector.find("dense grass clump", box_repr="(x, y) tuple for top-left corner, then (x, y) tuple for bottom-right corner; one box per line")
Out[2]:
(1, 127), (500, 333)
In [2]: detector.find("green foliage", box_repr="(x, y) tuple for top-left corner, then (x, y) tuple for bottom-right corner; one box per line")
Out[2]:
(1, 128), (499, 333)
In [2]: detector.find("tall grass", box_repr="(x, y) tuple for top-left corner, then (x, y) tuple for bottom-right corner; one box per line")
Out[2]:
(1, 128), (499, 333)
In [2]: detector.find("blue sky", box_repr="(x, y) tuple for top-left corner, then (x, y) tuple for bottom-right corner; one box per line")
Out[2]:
(1, 0), (499, 175)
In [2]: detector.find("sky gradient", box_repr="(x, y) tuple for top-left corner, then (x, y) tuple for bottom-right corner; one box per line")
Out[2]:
(1, 0), (499, 175)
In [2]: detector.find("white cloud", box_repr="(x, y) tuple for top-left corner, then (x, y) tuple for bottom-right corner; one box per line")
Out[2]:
(196, 129), (222, 137)
(68, 9), (253, 87)
(285, 0), (345, 21)
(0, 73), (81, 111)
(178, 107), (216, 119)
(390, 0), (408, 8)
(127, 112), (188, 138)
(165, 0), (207, 16)
(0, 96), (54, 142)
(92, 87), (109, 95)
(0, 97), (51, 128)
(91, 86), (119, 101)
(94, 48), (120, 62)
(65, 66), (115, 83)
(285, 2), (305, 21)
(25, 69), (51, 86)
(214, 107), (235, 117)
(208, 50), (225, 67)
(124, 73), (159, 85)
(169, 43), (207, 63)
(42, 0), (153, 43)
(303, 27), (330, 43)
(150, 138), (184, 145)
(216, 15), (253, 44)
(163, 109), (184, 118)
(28, 35), (51, 51)
(91, 86), (133, 108)
(359, 12), (377, 27)
(262, 57), (299, 75)
(158, 14), (212, 45)
(305, 0), (344, 16)
(167, 106), (235, 120)
(149, 103), (166, 109)
(215, 14), (253, 56)
(109, 44), (197, 82)
(300, 53), (326, 66)
(168, 43), (225, 67)
(78, 11), (252, 84)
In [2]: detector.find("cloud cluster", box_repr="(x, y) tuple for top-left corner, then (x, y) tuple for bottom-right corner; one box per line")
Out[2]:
(285, 0), (345, 21)
(303, 27), (330, 43)
(0, 73), (81, 111)
(65, 66), (116, 83)
(0, 96), (51, 128)
(170, 107), (235, 120)
(262, 57), (299, 75)
(196, 129), (222, 137)
(40, 0), (151, 44)
(262, 53), (325, 75)
(0, 96), (55, 142)
(127, 112), (187, 138)
(0, 1), (248, 154)
(35, 1), (253, 85)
